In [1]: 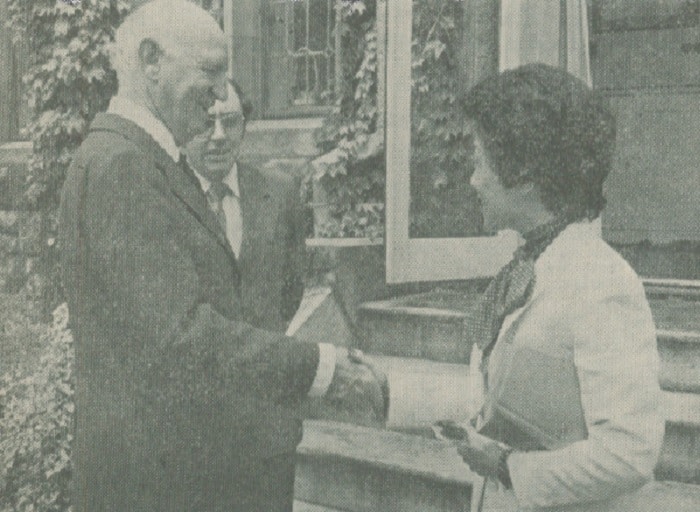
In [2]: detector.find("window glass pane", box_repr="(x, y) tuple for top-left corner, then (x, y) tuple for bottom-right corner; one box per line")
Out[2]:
(266, 0), (337, 113)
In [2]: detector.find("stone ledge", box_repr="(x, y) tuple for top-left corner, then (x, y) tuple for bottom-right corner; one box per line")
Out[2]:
(293, 502), (344, 512)
(0, 141), (31, 165)
(298, 420), (474, 485)
(295, 420), (700, 511)
(664, 392), (700, 428)
(296, 420), (473, 512)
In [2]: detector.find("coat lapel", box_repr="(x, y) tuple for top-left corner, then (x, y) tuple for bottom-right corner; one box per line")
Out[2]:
(89, 113), (235, 259)
(156, 155), (234, 254)
(237, 164), (273, 260)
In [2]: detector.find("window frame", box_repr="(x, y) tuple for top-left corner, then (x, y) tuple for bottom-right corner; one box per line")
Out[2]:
(384, 1), (519, 284)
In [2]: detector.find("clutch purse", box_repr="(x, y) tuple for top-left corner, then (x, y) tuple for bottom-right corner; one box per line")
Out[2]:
(479, 345), (587, 451)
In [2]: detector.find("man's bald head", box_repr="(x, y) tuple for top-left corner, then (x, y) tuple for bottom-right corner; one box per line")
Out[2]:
(111, 0), (226, 84)
(110, 0), (229, 145)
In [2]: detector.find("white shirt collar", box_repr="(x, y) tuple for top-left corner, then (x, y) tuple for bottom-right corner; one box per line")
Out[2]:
(193, 162), (240, 197)
(107, 96), (180, 162)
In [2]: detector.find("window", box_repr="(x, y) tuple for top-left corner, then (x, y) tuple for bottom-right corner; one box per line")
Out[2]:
(386, 0), (593, 283)
(385, 0), (700, 283)
(265, 0), (338, 112)
(226, 0), (340, 119)
(386, 1), (519, 283)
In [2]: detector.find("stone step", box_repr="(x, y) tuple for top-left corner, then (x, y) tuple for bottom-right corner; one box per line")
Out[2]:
(357, 292), (700, 393)
(657, 391), (700, 484)
(295, 420), (474, 512)
(657, 330), (700, 393)
(294, 501), (345, 512)
(295, 420), (700, 512)
(365, 354), (700, 484)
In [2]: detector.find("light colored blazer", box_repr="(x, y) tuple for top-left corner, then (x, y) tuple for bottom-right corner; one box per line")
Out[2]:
(483, 221), (664, 511)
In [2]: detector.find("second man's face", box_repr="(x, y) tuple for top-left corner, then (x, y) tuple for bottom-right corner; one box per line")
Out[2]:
(186, 83), (246, 182)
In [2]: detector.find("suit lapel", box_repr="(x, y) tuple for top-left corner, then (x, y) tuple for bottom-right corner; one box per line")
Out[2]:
(156, 156), (234, 254)
(89, 113), (236, 260)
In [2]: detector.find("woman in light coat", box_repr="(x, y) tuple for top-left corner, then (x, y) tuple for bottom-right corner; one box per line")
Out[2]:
(454, 64), (664, 511)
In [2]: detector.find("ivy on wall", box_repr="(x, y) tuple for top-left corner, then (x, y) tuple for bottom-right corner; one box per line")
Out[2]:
(312, 0), (384, 238)
(313, 0), (481, 238)
(6, 0), (131, 312)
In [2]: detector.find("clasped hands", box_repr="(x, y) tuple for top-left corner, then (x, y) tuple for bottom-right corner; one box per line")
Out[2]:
(306, 347), (389, 428)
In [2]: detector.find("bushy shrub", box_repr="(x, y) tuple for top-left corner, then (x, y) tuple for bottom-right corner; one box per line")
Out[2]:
(0, 304), (74, 512)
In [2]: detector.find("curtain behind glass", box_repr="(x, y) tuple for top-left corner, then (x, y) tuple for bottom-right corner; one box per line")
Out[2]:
(499, 0), (591, 86)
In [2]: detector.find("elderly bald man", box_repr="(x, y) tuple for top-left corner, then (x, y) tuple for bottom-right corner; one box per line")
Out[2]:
(59, 2), (387, 511)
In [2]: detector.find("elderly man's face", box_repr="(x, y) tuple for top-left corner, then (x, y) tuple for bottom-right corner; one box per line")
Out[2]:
(154, 33), (228, 146)
(186, 84), (245, 182)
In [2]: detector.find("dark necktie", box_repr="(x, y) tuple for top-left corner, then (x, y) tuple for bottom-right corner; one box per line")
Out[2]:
(206, 180), (234, 240)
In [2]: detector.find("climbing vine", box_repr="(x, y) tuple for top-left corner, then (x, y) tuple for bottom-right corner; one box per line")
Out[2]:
(313, 0), (481, 238)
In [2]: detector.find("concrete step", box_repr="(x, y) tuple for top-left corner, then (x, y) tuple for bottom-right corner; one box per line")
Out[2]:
(657, 391), (700, 484)
(294, 501), (345, 512)
(295, 420), (474, 512)
(364, 354), (700, 484)
(357, 292), (700, 393)
(658, 330), (700, 393)
(295, 420), (700, 512)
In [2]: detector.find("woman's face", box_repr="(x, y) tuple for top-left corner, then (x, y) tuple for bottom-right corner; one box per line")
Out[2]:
(469, 132), (537, 234)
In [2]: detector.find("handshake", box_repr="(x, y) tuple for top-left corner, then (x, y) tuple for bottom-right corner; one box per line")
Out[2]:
(305, 347), (390, 428)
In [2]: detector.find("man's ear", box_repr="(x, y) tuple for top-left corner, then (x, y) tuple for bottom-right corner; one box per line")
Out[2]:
(138, 38), (163, 82)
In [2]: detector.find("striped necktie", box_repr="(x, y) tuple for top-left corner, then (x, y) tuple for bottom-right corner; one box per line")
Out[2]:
(206, 180), (243, 257)
(206, 180), (233, 239)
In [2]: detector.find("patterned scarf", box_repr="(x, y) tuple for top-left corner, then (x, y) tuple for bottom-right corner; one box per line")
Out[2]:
(467, 218), (570, 363)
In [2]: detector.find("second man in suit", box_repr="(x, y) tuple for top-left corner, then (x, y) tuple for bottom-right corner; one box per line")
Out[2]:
(185, 80), (306, 333)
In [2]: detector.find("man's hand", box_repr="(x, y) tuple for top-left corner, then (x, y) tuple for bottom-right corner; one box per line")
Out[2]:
(305, 347), (389, 428)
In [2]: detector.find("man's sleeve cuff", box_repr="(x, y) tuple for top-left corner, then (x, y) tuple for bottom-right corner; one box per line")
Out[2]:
(307, 343), (336, 397)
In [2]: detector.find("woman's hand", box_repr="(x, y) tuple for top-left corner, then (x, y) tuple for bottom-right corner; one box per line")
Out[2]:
(455, 426), (513, 488)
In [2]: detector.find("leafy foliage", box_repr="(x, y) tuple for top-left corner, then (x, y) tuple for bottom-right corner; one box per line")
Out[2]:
(409, 0), (482, 237)
(0, 304), (74, 512)
(6, 0), (131, 312)
(313, 0), (481, 238)
(313, 0), (384, 238)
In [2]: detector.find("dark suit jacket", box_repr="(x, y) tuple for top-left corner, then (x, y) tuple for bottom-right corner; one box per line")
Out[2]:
(237, 163), (306, 333)
(59, 113), (320, 512)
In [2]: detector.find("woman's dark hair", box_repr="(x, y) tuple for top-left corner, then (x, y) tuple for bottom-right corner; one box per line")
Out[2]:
(463, 63), (616, 220)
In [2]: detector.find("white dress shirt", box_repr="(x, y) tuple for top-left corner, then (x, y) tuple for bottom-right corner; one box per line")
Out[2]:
(106, 96), (335, 397)
(475, 220), (664, 511)
(193, 165), (244, 258)
(108, 96), (180, 161)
